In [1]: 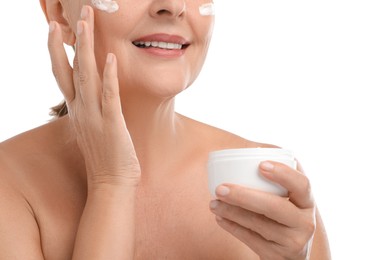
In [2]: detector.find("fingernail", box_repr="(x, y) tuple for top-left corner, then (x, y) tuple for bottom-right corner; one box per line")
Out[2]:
(80, 6), (88, 19)
(209, 200), (219, 210)
(106, 53), (114, 64)
(261, 161), (275, 171)
(77, 21), (83, 35)
(216, 185), (230, 196)
(49, 21), (56, 33)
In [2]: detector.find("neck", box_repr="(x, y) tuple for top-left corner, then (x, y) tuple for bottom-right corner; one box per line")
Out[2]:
(59, 92), (190, 182)
(120, 93), (185, 175)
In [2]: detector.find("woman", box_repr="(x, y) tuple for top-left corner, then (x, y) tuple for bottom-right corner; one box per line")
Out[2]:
(0, 0), (331, 259)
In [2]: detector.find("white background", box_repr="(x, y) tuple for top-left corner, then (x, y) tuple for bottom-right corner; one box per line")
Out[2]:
(1, 1), (389, 259)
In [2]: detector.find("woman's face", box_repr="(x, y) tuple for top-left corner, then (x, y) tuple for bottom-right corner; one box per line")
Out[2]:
(64, 0), (215, 98)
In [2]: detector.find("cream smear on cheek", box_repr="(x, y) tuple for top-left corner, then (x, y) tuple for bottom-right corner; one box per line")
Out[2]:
(199, 3), (215, 16)
(91, 1), (213, 16)
(91, 0), (119, 13)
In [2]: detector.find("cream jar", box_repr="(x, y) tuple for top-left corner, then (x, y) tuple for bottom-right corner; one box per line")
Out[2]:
(208, 148), (296, 197)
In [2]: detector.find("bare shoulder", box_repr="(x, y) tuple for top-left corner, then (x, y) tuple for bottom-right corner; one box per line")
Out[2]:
(0, 139), (45, 258)
(0, 118), (67, 184)
(179, 114), (281, 151)
(0, 117), (78, 259)
(0, 117), (82, 199)
(0, 126), (46, 189)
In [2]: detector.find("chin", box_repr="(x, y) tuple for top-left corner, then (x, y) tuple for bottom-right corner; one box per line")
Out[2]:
(118, 69), (191, 99)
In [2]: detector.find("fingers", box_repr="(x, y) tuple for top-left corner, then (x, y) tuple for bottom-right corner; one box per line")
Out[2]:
(80, 5), (95, 50)
(75, 6), (101, 110)
(48, 21), (74, 104)
(210, 200), (289, 245)
(48, 5), (100, 110)
(215, 184), (301, 227)
(102, 53), (122, 119)
(260, 161), (314, 209)
(211, 162), (317, 259)
(210, 199), (315, 257)
(216, 215), (312, 260)
(214, 217), (284, 260)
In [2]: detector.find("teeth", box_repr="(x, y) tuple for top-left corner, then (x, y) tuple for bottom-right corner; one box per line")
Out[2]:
(167, 43), (175, 49)
(133, 41), (183, 50)
(158, 42), (168, 48)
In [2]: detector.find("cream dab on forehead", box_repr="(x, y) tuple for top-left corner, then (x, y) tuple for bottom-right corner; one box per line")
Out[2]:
(199, 3), (215, 16)
(91, 0), (119, 13)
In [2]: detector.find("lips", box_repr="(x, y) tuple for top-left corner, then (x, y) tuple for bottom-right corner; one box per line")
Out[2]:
(133, 41), (184, 50)
(132, 34), (190, 51)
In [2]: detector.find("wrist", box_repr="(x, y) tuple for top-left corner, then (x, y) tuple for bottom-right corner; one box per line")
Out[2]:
(88, 170), (141, 191)
(88, 176), (140, 198)
(86, 183), (138, 209)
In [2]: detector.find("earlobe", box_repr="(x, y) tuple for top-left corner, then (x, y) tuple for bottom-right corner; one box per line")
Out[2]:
(39, 0), (76, 46)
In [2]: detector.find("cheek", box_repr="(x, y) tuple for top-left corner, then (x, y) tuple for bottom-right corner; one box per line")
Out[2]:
(190, 10), (215, 50)
(190, 18), (215, 70)
(92, 18), (129, 73)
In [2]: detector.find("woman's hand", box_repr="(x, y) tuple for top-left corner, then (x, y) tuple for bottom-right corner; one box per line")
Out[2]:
(47, 6), (139, 259)
(48, 6), (140, 189)
(209, 161), (316, 260)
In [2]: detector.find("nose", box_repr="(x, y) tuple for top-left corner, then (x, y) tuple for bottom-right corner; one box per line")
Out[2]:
(149, 0), (186, 19)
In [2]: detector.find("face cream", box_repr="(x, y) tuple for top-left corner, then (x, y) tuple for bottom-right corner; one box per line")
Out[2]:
(91, 0), (119, 13)
(199, 3), (215, 16)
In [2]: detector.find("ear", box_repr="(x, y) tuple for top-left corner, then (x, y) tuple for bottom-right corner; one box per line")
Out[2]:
(39, 0), (76, 46)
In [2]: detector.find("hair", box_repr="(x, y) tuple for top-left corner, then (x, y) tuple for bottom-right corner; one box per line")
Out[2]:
(50, 100), (68, 118)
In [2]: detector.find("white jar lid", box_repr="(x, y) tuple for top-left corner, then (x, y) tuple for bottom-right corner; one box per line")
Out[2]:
(209, 147), (294, 161)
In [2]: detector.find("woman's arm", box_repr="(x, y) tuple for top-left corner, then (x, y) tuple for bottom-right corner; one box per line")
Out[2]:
(72, 186), (137, 259)
(0, 178), (45, 260)
(48, 6), (140, 259)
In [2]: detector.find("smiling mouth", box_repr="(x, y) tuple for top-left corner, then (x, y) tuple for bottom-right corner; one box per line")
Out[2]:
(132, 41), (189, 50)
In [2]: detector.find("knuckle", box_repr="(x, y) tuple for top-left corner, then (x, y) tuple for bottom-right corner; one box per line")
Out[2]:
(297, 212), (316, 236)
(308, 215), (316, 230)
(250, 214), (270, 238)
(226, 221), (241, 237)
(78, 71), (89, 86)
(288, 236), (308, 256)
(102, 94), (121, 118)
(73, 58), (80, 72)
(301, 176), (312, 196)
(103, 88), (118, 102)
(303, 215), (316, 236)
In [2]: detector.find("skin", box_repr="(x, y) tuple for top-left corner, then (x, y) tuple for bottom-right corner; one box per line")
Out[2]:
(0, 0), (331, 259)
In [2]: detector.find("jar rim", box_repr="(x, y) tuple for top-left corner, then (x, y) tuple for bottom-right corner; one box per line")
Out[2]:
(209, 147), (294, 160)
